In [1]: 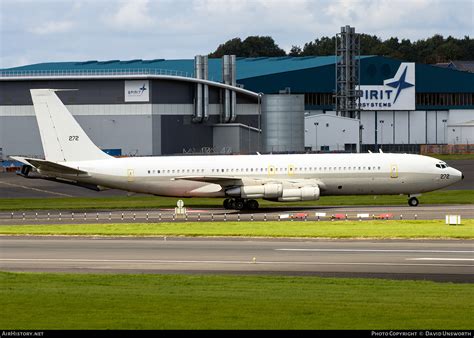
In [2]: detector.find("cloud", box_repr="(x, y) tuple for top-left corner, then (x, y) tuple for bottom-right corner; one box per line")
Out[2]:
(105, 0), (154, 30)
(1, 0), (472, 68)
(29, 20), (74, 35)
(323, 0), (472, 40)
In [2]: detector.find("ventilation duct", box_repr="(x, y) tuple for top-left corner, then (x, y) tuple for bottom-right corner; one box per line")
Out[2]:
(193, 55), (209, 123)
(222, 55), (237, 123)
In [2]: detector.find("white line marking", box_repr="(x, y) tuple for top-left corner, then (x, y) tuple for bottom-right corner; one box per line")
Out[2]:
(0, 258), (471, 267)
(407, 258), (474, 261)
(0, 181), (73, 197)
(276, 249), (474, 254)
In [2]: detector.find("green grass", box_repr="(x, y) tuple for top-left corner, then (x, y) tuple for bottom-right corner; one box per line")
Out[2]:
(2, 220), (473, 239)
(1, 271), (472, 329)
(0, 189), (472, 211)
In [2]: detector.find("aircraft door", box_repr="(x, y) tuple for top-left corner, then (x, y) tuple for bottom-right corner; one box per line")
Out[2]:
(127, 169), (135, 182)
(390, 165), (398, 178)
(288, 164), (295, 176)
(268, 165), (275, 176)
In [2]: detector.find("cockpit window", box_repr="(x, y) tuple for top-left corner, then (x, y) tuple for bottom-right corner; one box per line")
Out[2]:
(436, 163), (448, 169)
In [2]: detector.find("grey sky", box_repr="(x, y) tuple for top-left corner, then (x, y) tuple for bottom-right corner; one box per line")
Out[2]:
(0, 0), (473, 68)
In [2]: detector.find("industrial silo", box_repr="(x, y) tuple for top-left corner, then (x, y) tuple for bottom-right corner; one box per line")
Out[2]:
(261, 94), (304, 153)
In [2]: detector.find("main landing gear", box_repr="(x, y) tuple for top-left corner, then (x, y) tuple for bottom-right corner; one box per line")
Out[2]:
(408, 196), (419, 207)
(223, 198), (259, 210)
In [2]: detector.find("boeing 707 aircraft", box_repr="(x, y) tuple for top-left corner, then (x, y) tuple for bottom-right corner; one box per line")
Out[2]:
(11, 89), (463, 210)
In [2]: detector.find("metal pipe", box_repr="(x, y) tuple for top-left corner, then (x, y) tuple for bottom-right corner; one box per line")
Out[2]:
(203, 55), (209, 122)
(193, 55), (203, 123)
(230, 55), (237, 122)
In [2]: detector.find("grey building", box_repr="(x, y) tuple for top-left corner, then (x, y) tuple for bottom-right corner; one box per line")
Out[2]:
(2, 55), (473, 160)
(0, 61), (261, 159)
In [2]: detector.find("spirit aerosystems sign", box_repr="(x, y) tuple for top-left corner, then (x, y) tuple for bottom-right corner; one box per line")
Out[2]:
(358, 63), (415, 110)
(125, 80), (149, 102)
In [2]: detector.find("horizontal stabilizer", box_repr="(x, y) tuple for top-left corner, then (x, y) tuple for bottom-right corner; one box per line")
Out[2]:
(9, 156), (32, 166)
(10, 157), (89, 176)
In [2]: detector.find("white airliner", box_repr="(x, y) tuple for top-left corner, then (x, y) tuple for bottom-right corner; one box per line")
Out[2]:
(12, 89), (463, 210)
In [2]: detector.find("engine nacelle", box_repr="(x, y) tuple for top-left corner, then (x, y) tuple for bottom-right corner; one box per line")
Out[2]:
(226, 183), (283, 199)
(278, 186), (320, 202)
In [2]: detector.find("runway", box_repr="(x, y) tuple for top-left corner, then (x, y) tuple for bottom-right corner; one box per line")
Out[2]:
(1, 236), (472, 282)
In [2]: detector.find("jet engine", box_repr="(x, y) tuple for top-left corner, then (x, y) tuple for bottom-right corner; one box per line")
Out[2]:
(226, 184), (320, 202)
(226, 183), (283, 199)
(277, 186), (320, 202)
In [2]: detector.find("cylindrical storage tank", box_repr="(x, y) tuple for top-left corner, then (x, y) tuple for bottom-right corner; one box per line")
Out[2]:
(262, 94), (304, 153)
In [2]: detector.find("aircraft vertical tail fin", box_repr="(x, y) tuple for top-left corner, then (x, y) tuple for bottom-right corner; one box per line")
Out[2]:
(30, 89), (112, 162)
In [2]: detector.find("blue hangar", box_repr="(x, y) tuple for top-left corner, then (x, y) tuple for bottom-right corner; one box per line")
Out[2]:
(0, 55), (473, 159)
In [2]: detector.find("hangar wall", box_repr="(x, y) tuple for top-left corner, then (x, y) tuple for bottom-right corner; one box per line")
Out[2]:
(1, 55), (473, 158)
(0, 77), (259, 159)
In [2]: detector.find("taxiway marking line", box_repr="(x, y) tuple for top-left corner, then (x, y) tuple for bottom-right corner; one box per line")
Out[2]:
(276, 249), (474, 254)
(0, 258), (471, 267)
(406, 258), (474, 261)
(0, 181), (73, 197)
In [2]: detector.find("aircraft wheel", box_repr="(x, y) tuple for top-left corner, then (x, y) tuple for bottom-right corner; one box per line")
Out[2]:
(246, 199), (259, 210)
(234, 199), (245, 210)
(223, 198), (232, 209)
(408, 197), (419, 207)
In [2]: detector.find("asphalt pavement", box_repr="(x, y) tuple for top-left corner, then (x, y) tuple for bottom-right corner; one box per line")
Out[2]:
(1, 236), (472, 282)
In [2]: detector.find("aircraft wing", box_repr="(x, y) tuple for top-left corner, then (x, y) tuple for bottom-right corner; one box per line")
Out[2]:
(173, 176), (243, 187)
(174, 176), (325, 190)
(9, 156), (90, 177)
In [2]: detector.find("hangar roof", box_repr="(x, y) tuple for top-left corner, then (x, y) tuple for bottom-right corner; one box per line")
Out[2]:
(2, 55), (473, 94)
(1, 56), (360, 81)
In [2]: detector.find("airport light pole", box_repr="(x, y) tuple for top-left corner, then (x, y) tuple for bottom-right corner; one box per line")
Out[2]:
(314, 122), (319, 152)
(257, 92), (263, 153)
(442, 119), (447, 144)
(379, 120), (384, 147)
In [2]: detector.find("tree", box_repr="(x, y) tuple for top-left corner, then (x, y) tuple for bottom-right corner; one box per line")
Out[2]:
(209, 38), (243, 58)
(209, 36), (286, 58)
(289, 45), (302, 56)
(209, 34), (474, 64)
(301, 36), (335, 56)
